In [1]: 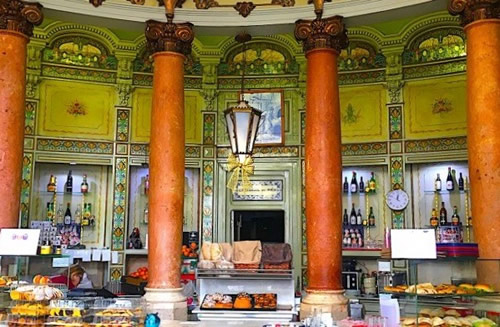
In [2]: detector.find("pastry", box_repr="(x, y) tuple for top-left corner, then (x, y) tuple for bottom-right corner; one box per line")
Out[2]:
(253, 293), (277, 309)
(403, 318), (416, 326)
(432, 317), (446, 327)
(233, 292), (252, 309)
(445, 309), (461, 318)
(474, 284), (494, 293)
(420, 308), (433, 317)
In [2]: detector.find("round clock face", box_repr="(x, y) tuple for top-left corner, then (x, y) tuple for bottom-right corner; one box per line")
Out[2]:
(386, 189), (409, 211)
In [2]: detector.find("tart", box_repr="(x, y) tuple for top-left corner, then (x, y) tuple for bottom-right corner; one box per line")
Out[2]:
(233, 292), (252, 309)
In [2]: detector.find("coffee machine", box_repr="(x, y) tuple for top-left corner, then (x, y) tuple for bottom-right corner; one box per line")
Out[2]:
(342, 260), (362, 295)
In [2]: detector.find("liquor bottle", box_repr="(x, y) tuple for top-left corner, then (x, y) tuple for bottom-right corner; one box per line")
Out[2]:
(145, 175), (150, 195)
(451, 206), (460, 226)
(47, 175), (56, 192)
(350, 203), (357, 225)
(369, 172), (376, 192)
(343, 209), (349, 226)
(359, 177), (365, 193)
(439, 202), (447, 225)
(56, 204), (64, 225)
(435, 174), (442, 192)
(358, 235), (363, 247)
(430, 208), (439, 227)
(143, 204), (149, 224)
(66, 170), (73, 193)
(356, 209), (363, 226)
(82, 204), (90, 226)
(74, 204), (82, 225)
(446, 167), (454, 191)
(81, 174), (89, 193)
(467, 215), (472, 227)
(458, 173), (464, 191)
(343, 177), (349, 193)
(46, 202), (54, 223)
(368, 207), (376, 227)
(350, 172), (358, 193)
(64, 203), (72, 225)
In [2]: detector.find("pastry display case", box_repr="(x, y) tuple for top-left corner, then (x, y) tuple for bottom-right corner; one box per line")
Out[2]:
(193, 268), (296, 322)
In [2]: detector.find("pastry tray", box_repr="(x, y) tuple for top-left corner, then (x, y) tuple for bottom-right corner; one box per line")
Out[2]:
(200, 294), (277, 311)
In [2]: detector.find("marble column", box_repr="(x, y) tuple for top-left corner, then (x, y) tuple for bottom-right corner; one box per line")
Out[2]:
(295, 15), (349, 319)
(143, 19), (194, 321)
(0, 0), (43, 229)
(449, 0), (500, 289)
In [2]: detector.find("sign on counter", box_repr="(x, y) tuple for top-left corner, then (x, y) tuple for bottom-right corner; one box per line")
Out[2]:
(0, 229), (40, 256)
(391, 229), (437, 259)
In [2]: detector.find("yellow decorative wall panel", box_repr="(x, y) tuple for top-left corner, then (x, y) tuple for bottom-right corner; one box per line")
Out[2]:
(131, 88), (202, 144)
(404, 75), (466, 139)
(339, 84), (387, 143)
(38, 80), (115, 140)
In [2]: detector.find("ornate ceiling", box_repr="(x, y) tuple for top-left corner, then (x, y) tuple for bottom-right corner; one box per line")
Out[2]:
(38, 0), (439, 27)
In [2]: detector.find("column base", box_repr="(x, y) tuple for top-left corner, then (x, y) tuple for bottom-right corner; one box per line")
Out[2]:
(300, 289), (348, 321)
(143, 287), (187, 323)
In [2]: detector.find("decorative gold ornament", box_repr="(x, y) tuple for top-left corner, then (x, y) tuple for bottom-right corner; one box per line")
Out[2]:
(226, 154), (254, 193)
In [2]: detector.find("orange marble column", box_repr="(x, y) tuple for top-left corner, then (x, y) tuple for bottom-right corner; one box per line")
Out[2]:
(143, 19), (194, 321)
(295, 15), (349, 319)
(449, 1), (500, 260)
(0, 1), (43, 229)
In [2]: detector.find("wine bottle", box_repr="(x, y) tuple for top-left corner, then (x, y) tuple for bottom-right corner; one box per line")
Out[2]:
(343, 209), (349, 226)
(145, 175), (150, 195)
(47, 175), (56, 192)
(369, 172), (376, 192)
(439, 202), (447, 225)
(64, 203), (72, 225)
(82, 203), (90, 226)
(451, 206), (460, 226)
(446, 167), (454, 191)
(350, 203), (357, 225)
(430, 208), (439, 227)
(435, 174), (442, 192)
(356, 209), (363, 226)
(81, 174), (89, 193)
(343, 177), (349, 193)
(56, 204), (64, 225)
(75, 204), (82, 225)
(46, 202), (54, 223)
(458, 173), (464, 191)
(359, 177), (365, 193)
(66, 170), (73, 193)
(350, 172), (358, 193)
(143, 203), (149, 224)
(368, 207), (376, 227)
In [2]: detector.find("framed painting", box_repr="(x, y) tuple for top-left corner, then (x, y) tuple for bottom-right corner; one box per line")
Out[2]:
(241, 90), (284, 145)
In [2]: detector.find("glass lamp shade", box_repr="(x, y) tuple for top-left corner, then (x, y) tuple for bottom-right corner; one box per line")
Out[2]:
(224, 100), (262, 162)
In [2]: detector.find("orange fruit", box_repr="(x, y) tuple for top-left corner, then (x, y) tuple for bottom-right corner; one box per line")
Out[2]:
(10, 290), (20, 300)
(190, 242), (197, 250)
(40, 276), (50, 285)
(33, 275), (42, 284)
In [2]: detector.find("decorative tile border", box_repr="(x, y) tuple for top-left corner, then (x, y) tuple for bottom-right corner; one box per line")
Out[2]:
(202, 161), (214, 243)
(132, 73), (202, 89)
(24, 138), (34, 151)
(389, 105), (402, 140)
(217, 146), (300, 158)
(25, 101), (36, 135)
(37, 138), (113, 154)
(116, 109), (130, 142)
(339, 70), (385, 85)
(203, 146), (215, 158)
(42, 64), (116, 84)
(405, 136), (467, 153)
(112, 158), (128, 251)
(218, 76), (299, 89)
(300, 111), (306, 145)
(203, 113), (216, 145)
(403, 59), (466, 80)
(342, 142), (387, 156)
(20, 153), (33, 228)
(390, 156), (404, 228)
(130, 144), (201, 158)
(110, 266), (123, 281)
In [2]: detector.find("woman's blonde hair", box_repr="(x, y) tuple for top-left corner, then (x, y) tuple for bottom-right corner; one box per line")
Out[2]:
(69, 265), (85, 277)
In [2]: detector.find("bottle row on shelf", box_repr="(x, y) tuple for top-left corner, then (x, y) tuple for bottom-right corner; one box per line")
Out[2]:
(434, 166), (466, 192)
(430, 202), (471, 228)
(46, 171), (89, 194)
(46, 203), (94, 227)
(343, 203), (376, 227)
(343, 172), (377, 194)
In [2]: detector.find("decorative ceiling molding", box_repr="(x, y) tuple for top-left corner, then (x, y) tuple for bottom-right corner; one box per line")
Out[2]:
(39, 0), (435, 27)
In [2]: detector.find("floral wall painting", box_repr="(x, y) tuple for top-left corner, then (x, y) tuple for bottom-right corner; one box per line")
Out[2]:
(242, 90), (284, 145)
(342, 103), (361, 124)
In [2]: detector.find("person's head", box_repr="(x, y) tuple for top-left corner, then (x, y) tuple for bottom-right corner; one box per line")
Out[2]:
(69, 265), (85, 287)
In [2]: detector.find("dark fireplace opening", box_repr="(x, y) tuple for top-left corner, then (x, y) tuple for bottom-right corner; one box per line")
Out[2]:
(233, 210), (285, 243)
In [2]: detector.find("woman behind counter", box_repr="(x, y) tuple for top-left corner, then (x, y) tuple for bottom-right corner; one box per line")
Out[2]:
(50, 265), (93, 289)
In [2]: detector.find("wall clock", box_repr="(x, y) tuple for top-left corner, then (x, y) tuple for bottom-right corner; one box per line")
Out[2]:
(385, 189), (409, 211)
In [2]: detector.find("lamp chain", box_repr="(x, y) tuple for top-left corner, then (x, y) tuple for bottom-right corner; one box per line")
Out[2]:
(240, 39), (247, 101)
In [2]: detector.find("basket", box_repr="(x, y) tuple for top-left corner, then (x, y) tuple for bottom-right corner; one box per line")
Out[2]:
(261, 243), (292, 270)
(263, 262), (291, 270)
(234, 263), (260, 270)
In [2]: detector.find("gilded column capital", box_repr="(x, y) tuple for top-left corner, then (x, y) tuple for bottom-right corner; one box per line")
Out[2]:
(145, 19), (194, 56)
(0, 0), (43, 37)
(294, 15), (348, 54)
(448, 0), (499, 27)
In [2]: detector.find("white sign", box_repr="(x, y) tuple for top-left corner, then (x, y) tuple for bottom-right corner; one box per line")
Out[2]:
(0, 229), (40, 256)
(391, 229), (437, 259)
(53, 257), (71, 268)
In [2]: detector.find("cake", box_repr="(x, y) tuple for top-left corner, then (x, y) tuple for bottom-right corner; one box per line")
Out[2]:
(233, 292), (252, 309)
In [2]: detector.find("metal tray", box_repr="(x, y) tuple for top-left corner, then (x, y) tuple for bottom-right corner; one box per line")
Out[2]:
(199, 294), (277, 311)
